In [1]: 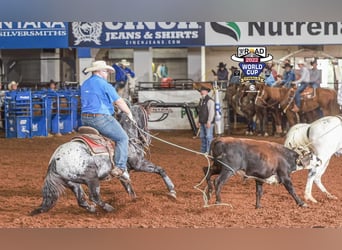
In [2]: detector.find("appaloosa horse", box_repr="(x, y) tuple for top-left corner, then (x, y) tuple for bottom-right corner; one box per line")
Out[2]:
(31, 104), (176, 215)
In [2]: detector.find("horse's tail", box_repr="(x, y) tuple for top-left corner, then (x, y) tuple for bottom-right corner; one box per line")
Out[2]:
(30, 158), (65, 216)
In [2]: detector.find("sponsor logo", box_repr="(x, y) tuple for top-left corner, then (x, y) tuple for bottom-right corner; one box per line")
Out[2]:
(210, 22), (241, 41)
(231, 47), (273, 82)
(0, 22), (67, 37)
(72, 22), (102, 45)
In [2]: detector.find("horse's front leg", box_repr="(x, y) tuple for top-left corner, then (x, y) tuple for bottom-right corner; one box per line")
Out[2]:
(120, 177), (137, 200)
(137, 159), (177, 199)
(304, 168), (318, 203)
(314, 160), (338, 200)
(87, 179), (114, 212)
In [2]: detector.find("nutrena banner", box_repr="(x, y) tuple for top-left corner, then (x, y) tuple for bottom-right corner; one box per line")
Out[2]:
(206, 22), (342, 46)
(0, 22), (68, 48)
(68, 22), (205, 48)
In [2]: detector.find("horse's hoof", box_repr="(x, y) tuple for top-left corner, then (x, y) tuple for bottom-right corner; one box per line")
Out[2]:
(305, 195), (318, 203)
(103, 203), (115, 212)
(30, 208), (43, 216)
(300, 203), (308, 208)
(167, 191), (177, 201)
(88, 205), (97, 213)
(326, 193), (338, 200)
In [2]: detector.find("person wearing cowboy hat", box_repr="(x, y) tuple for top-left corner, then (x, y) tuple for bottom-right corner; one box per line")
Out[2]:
(228, 66), (240, 84)
(292, 59), (310, 113)
(112, 59), (135, 91)
(81, 60), (134, 182)
(277, 62), (295, 88)
(213, 62), (228, 88)
(309, 59), (322, 89)
(8, 81), (19, 91)
(196, 83), (215, 154)
(265, 60), (278, 81)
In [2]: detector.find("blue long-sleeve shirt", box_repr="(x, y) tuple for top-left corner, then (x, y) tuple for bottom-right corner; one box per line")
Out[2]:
(113, 64), (135, 82)
(281, 70), (296, 88)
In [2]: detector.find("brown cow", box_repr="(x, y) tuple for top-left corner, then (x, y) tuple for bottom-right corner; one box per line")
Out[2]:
(203, 137), (310, 208)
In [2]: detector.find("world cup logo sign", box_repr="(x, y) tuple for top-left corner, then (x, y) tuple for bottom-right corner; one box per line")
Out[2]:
(231, 47), (273, 82)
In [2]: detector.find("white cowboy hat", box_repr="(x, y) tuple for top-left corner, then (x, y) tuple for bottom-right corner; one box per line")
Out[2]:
(84, 60), (114, 73)
(8, 81), (19, 90)
(297, 59), (306, 65)
(118, 59), (130, 67)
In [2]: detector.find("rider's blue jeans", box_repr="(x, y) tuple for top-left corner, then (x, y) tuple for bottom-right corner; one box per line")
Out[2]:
(81, 114), (129, 170)
(199, 123), (214, 153)
(294, 82), (309, 107)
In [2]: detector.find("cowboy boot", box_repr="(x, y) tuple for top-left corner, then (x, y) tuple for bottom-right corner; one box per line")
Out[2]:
(111, 166), (131, 183)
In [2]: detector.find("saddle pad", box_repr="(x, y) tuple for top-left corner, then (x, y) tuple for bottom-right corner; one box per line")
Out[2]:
(301, 87), (314, 97)
(72, 134), (114, 155)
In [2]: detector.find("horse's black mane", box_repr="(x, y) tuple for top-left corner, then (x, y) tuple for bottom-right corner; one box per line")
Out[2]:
(117, 104), (151, 147)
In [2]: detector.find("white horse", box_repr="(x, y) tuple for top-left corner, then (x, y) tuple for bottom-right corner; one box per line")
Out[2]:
(284, 115), (342, 203)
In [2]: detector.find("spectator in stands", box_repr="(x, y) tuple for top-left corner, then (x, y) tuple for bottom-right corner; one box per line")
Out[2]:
(48, 79), (58, 91)
(214, 62), (229, 88)
(262, 68), (276, 87)
(196, 83), (215, 154)
(113, 59), (135, 87)
(310, 59), (322, 88)
(80, 60), (134, 182)
(265, 61), (278, 81)
(7, 81), (19, 91)
(278, 63), (295, 88)
(156, 63), (169, 79)
(229, 66), (240, 84)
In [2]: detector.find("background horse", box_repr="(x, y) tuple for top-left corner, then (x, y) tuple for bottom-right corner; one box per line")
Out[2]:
(31, 104), (176, 215)
(254, 83), (285, 136)
(284, 115), (342, 203)
(226, 83), (257, 135)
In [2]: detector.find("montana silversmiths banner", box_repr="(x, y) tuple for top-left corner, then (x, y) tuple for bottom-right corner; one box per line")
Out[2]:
(206, 22), (342, 46)
(69, 22), (205, 48)
(0, 22), (68, 49)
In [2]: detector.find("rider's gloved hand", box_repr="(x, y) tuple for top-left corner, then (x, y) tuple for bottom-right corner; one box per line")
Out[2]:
(127, 112), (137, 125)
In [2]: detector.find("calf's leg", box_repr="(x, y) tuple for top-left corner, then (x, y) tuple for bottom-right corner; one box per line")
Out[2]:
(282, 177), (307, 207)
(203, 164), (221, 200)
(255, 180), (264, 209)
(214, 169), (234, 204)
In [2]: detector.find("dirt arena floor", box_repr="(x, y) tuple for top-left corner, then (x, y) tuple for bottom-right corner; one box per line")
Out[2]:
(1, 128), (342, 228)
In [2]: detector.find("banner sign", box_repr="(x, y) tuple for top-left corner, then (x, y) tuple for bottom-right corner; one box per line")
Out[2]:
(0, 22), (68, 49)
(206, 22), (342, 46)
(69, 22), (205, 48)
